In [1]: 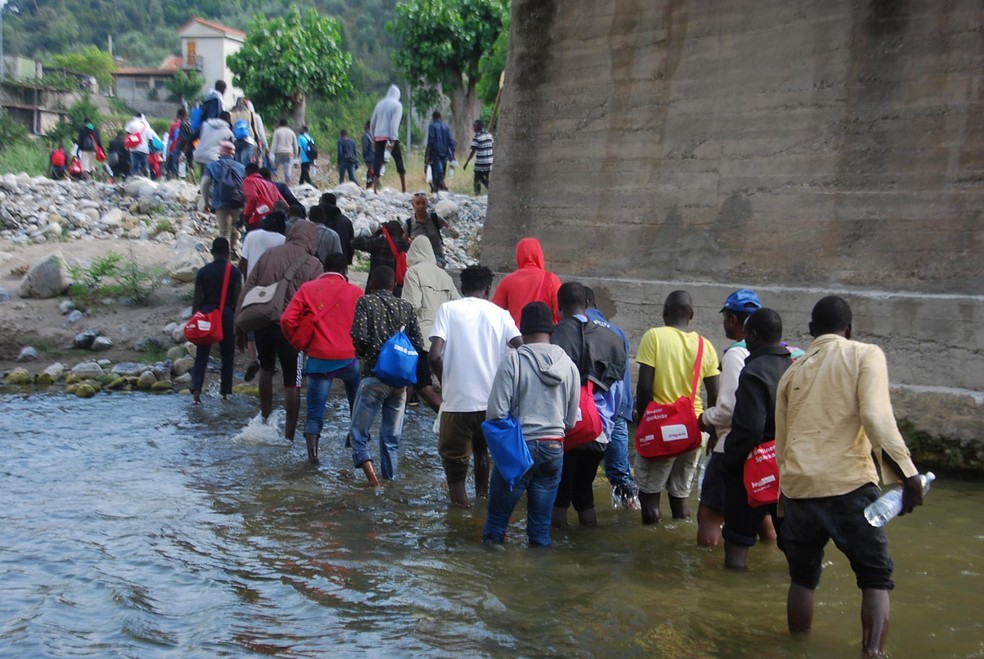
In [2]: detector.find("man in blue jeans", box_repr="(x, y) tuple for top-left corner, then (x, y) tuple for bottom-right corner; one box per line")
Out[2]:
(348, 266), (424, 485)
(585, 287), (638, 509)
(483, 302), (580, 547)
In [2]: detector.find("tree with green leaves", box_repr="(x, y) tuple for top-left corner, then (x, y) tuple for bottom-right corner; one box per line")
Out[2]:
(164, 69), (206, 104)
(227, 7), (352, 127)
(47, 46), (115, 89)
(388, 0), (509, 145)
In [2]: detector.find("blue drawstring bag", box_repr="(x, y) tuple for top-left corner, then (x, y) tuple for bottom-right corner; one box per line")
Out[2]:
(482, 416), (533, 490)
(373, 327), (418, 386)
(481, 349), (534, 490)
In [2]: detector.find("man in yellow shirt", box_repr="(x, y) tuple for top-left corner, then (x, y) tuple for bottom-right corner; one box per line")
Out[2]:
(775, 295), (924, 657)
(634, 290), (720, 524)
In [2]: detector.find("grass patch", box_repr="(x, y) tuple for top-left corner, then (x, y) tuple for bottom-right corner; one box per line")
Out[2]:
(0, 141), (50, 177)
(66, 249), (164, 309)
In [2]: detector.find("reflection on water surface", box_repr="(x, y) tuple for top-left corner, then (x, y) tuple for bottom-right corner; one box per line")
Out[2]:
(1, 393), (981, 657)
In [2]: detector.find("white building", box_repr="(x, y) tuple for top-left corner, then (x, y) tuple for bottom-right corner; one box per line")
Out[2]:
(177, 17), (246, 105)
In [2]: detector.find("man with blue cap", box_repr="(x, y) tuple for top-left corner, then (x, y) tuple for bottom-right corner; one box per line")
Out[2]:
(696, 289), (765, 547)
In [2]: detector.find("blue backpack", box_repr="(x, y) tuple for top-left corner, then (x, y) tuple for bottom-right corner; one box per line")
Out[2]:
(373, 327), (418, 386)
(233, 119), (251, 141)
(217, 161), (245, 208)
(189, 105), (204, 134)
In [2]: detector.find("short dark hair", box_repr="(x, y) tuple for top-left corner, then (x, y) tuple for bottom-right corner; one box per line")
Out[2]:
(219, 111), (231, 123)
(245, 163), (260, 176)
(83, 117), (91, 124)
(177, 108), (187, 118)
(368, 266), (395, 292)
(258, 167), (272, 180)
(811, 295), (852, 335)
(288, 204), (306, 219)
(215, 80), (227, 93)
(746, 308), (783, 344)
(320, 192), (337, 207)
(663, 290), (693, 319)
(557, 282), (588, 311)
(584, 286), (596, 308)
(278, 117), (289, 127)
(301, 125), (309, 133)
(273, 200), (289, 213)
(340, 129), (348, 137)
(460, 265), (494, 295)
(724, 309), (754, 325)
(323, 252), (347, 275)
(309, 205), (326, 224)
(432, 111), (441, 120)
(473, 119), (484, 129)
(210, 236), (230, 256)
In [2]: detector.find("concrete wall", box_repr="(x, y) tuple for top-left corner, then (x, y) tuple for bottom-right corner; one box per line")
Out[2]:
(483, 0), (984, 442)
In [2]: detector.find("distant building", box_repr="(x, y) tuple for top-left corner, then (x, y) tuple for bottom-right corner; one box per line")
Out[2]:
(0, 56), (93, 134)
(177, 17), (246, 104)
(110, 17), (245, 115)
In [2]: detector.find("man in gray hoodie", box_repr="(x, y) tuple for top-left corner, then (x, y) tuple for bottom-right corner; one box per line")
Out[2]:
(482, 302), (580, 547)
(370, 84), (406, 193)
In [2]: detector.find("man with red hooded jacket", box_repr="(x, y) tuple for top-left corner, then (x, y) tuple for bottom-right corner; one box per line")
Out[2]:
(243, 162), (285, 229)
(281, 253), (363, 465)
(492, 237), (562, 325)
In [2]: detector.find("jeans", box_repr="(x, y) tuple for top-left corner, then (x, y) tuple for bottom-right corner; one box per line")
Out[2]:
(235, 141), (255, 166)
(348, 376), (406, 480)
(130, 151), (149, 177)
(604, 417), (638, 499)
(304, 361), (361, 436)
(430, 157), (446, 191)
(274, 154), (293, 183)
(483, 440), (564, 547)
(338, 161), (357, 184)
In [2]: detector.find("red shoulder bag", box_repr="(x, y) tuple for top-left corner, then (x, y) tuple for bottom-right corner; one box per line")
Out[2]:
(635, 336), (705, 459)
(184, 263), (232, 345)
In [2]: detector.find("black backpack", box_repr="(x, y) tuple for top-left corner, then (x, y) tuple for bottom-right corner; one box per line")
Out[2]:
(217, 161), (245, 208)
(80, 129), (95, 151)
(306, 140), (318, 161)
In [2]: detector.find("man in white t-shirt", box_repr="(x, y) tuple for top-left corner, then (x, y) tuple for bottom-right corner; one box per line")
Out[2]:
(430, 265), (523, 508)
(238, 211), (287, 276)
(696, 289), (761, 548)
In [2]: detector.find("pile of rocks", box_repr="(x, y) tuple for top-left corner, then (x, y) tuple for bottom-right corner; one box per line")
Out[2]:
(0, 173), (486, 271)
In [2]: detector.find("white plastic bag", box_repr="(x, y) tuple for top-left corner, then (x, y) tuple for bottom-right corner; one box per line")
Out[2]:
(425, 165), (433, 184)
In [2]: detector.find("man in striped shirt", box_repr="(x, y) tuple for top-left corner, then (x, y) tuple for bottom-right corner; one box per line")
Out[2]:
(463, 120), (494, 195)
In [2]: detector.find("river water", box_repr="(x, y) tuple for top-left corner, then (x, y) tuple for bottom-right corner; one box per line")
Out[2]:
(1, 392), (981, 657)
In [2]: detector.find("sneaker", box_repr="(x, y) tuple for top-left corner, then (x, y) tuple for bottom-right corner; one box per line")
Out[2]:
(244, 360), (260, 382)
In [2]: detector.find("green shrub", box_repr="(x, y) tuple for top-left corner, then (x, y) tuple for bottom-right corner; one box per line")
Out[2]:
(66, 250), (164, 308)
(0, 110), (30, 151)
(0, 141), (50, 176)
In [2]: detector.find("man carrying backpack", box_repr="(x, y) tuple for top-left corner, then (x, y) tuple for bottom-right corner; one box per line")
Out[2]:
(49, 144), (68, 180)
(202, 141), (246, 255)
(229, 97), (259, 166)
(76, 118), (103, 180)
(352, 221), (410, 297)
(202, 81), (226, 122)
(123, 113), (159, 178)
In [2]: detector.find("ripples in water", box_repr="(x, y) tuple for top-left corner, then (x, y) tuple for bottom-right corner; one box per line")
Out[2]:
(1, 392), (981, 657)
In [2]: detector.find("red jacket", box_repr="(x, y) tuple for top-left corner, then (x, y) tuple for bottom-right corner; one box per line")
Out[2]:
(281, 272), (363, 359)
(491, 237), (562, 325)
(243, 174), (285, 228)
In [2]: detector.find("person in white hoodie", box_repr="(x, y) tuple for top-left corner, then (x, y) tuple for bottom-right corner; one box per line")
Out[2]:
(123, 113), (160, 178)
(402, 236), (460, 412)
(369, 84), (406, 193)
(482, 302), (580, 547)
(194, 112), (235, 175)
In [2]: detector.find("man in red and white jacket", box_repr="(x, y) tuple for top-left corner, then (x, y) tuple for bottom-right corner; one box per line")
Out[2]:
(242, 162), (285, 229)
(281, 252), (364, 464)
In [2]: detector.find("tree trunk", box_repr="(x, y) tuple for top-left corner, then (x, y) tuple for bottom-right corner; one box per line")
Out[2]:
(290, 93), (307, 129)
(449, 81), (482, 156)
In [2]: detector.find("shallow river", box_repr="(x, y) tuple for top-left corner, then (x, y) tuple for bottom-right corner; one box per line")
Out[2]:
(1, 392), (981, 657)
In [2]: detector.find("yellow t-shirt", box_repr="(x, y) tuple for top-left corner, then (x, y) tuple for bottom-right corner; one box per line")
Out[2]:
(636, 326), (719, 414)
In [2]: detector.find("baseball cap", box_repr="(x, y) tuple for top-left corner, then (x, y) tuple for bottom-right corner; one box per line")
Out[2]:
(721, 289), (762, 313)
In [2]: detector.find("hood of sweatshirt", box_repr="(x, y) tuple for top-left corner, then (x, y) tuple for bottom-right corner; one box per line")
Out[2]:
(204, 117), (229, 130)
(385, 84), (401, 102)
(286, 219), (319, 256)
(520, 344), (572, 387)
(515, 237), (546, 270)
(407, 236), (436, 267)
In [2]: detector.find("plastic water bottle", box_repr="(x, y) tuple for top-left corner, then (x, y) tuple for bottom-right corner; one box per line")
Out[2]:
(863, 472), (935, 527)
